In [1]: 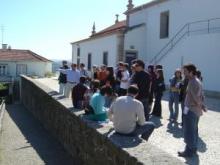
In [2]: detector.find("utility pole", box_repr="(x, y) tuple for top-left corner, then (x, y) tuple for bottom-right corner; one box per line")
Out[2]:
(1, 25), (4, 45)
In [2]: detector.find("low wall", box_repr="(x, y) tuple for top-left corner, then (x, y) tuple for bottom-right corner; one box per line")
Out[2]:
(21, 76), (183, 165)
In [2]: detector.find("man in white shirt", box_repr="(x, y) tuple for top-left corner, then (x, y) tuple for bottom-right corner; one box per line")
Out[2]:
(119, 63), (130, 96)
(59, 63), (80, 98)
(108, 85), (155, 141)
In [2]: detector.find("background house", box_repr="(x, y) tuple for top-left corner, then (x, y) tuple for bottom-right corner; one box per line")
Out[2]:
(0, 45), (52, 79)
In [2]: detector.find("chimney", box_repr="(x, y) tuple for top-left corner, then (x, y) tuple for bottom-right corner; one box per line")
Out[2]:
(2, 44), (7, 50)
(115, 14), (119, 24)
(127, 0), (134, 11)
(91, 22), (96, 36)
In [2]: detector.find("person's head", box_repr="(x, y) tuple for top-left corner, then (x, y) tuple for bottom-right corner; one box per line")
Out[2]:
(100, 65), (106, 71)
(196, 70), (202, 81)
(80, 63), (85, 69)
(92, 65), (97, 71)
(100, 86), (113, 96)
(71, 63), (77, 70)
(62, 60), (67, 66)
(148, 65), (154, 73)
(131, 64), (136, 73)
(155, 69), (164, 80)
(106, 66), (114, 77)
(134, 59), (145, 71)
(79, 76), (86, 84)
(91, 79), (100, 92)
(155, 64), (163, 70)
(131, 59), (138, 65)
(174, 68), (182, 79)
(127, 85), (139, 97)
(183, 63), (197, 79)
(123, 63), (129, 71)
(118, 62), (124, 70)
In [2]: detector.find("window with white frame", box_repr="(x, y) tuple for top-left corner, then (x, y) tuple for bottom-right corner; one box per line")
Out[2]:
(16, 64), (27, 76)
(0, 64), (8, 75)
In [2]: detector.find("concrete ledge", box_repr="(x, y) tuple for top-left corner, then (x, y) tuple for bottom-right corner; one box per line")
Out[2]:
(20, 76), (183, 165)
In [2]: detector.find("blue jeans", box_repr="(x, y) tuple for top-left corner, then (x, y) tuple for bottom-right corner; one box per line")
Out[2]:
(183, 110), (199, 153)
(169, 92), (179, 120)
(140, 98), (149, 121)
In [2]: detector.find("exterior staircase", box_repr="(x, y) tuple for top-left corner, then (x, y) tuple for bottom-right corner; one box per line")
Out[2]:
(150, 18), (220, 64)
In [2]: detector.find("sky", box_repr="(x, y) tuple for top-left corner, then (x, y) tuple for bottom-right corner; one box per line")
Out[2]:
(0, 0), (152, 60)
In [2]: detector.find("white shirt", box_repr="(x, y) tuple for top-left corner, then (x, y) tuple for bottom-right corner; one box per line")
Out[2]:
(108, 96), (145, 134)
(59, 69), (80, 83)
(120, 70), (130, 89)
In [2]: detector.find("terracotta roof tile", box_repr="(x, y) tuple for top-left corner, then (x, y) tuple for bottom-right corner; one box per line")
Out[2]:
(0, 49), (52, 62)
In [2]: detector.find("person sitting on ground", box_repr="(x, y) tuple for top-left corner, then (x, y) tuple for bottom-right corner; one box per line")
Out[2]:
(108, 85), (155, 141)
(87, 86), (113, 121)
(71, 76), (89, 109)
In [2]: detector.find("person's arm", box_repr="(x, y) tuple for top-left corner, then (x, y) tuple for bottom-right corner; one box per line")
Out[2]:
(58, 68), (67, 74)
(107, 102), (114, 121)
(136, 102), (146, 125)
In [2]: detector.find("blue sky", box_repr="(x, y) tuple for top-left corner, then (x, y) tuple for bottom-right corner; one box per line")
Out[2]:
(0, 0), (152, 60)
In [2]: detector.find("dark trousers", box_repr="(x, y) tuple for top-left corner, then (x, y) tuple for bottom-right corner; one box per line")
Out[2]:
(152, 93), (162, 117)
(183, 110), (200, 153)
(140, 98), (149, 121)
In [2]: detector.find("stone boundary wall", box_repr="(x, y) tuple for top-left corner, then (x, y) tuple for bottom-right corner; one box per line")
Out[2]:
(20, 76), (183, 165)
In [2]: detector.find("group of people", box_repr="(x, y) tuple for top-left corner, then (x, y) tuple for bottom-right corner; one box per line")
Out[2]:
(58, 60), (206, 157)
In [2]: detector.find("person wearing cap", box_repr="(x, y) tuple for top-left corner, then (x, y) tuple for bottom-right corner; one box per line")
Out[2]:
(168, 68), (182, 122)
(130, 59), (151, 121)
(58, 60), (69, 95)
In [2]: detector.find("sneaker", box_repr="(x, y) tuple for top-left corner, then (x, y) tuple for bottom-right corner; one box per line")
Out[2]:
(177, 151), (194, 157)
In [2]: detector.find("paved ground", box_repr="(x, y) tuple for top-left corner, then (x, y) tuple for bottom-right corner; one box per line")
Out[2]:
(0, 103), (77, 165)
(35, 77), (220, 165)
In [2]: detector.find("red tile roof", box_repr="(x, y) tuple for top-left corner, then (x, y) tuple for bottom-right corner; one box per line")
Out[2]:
(71, 20), (126, 44)
(91, 20), (126, 37)
(0, 49), (52, 62)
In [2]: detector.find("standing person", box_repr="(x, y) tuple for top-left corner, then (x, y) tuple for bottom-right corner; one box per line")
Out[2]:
(178, 64), (206, 157)
(131, 60), (151, 121)
(59, 63), (80, 98)
(58, 60), (69, 95)
(119, 63), (130, 96)
(108, 85), (155, 141)
(151, 69), (165, 118)
(115, 62), (124, 94)
(79, 63), (88, 78)
(72, 76), (89, 109)
(99, 65), (108, 87)
(148, 65), (156, 111)
(168, 69), (182, 122)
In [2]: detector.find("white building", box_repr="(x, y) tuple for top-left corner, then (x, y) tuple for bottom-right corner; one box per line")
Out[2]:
(72, 0), (220, 94)
(0, 47), (52, 80)
(71, 19), (126, 70)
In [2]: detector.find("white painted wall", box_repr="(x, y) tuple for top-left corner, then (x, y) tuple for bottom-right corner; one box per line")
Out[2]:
(160, 33), (220, 92)
(72, 34), (119, 68)
(128, 0), (220, 61)
(0, 61), (52, 77)
(124, 25), (148, 62)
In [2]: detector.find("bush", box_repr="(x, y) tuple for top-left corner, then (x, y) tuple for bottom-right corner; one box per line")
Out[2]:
(0, 83), (8, 90)
(45, 72), (55, 78)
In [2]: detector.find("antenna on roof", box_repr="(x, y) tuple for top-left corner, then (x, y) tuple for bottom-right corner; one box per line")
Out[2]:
(1, 25), (4, 45)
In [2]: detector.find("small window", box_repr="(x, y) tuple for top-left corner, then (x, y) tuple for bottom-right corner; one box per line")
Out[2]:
(160, 11), (169, 39)
(16, 64), (27, 76)
(0, 64), (8, 75)
(103, 52), (108, 66)
(77, 47), (80, 57)
(88, 53), (92, 71)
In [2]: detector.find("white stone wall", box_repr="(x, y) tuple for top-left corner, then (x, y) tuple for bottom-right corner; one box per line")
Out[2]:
(124, 25), (147, 62)
(72, 34), (118, 68)
(128, 0), (220, 61)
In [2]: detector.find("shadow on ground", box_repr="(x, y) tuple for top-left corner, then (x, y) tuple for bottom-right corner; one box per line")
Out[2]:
(5, 104), (79, 165)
